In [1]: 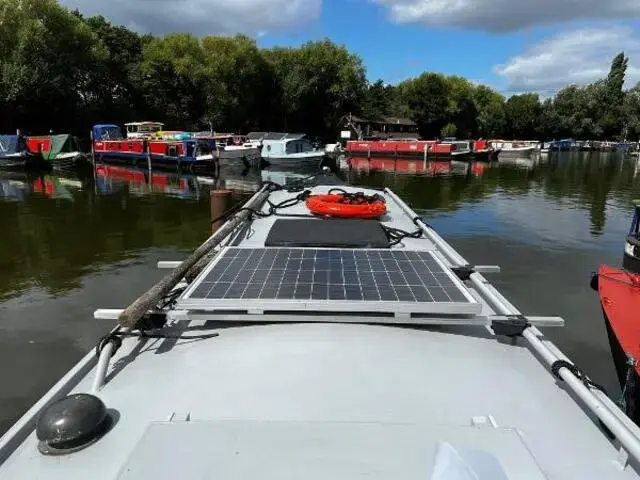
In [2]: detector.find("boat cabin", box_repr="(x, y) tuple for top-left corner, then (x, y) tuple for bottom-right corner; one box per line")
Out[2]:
(262, 133), (315, 157)
(125, 122), (164, 139)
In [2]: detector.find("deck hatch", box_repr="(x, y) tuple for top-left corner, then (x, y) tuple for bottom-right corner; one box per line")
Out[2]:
(177, 247), (480, 315)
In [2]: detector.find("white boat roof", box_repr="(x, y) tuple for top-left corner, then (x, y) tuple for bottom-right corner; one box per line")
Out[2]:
(124, 121), (164, 127)
(1, 181), (639, 479)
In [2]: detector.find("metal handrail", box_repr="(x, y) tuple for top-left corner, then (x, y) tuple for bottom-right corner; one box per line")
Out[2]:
(385, 187), (640, 465)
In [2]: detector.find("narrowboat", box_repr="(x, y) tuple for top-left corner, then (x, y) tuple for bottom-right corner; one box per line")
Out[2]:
(92, 124), (216, 171)
(345, 139), (458, 159)
(491, 140), (536, 159)
(1, 173), (640, 479)
(472, 139), (493, 161)
(192, 133), (261, 165)
(261, 133), (325, 164)
(26, 135), (86, 169)
(0, 134), (48, 170)
(592, 200), (640, 428)
(441, 138), (474, 160)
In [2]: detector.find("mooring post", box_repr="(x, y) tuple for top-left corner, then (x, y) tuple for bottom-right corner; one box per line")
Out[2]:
(211, 189), (233, 234)
(146, 142), (152, 186)
(423, 144), (428, 171)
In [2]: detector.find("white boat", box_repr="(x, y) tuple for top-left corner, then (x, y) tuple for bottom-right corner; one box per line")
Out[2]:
(261, 133), (325, 163)
(1, 177), (640, 479)
(494, 141), (536, 159)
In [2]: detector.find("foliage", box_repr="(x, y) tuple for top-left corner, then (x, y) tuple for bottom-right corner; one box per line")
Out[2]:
(1, 1), (639, 142)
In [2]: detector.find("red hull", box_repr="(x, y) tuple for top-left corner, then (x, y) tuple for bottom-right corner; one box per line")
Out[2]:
(345, 140), (454, 156)
(597, 265), (640, 377)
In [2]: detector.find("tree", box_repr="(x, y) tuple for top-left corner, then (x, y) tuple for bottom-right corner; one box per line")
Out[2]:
(133, 33), (207, 129)
(473, 85), (505, 138)
(401, 73), (450, 138)
(201, 35), (275, 132)
(265, 39), (367, 137)
(504, 93), (542, 139)
(362, 80), (394, 120)
(0, 0), (106, 132)
(444, 76), (477, 138)
(441, 123), (457, 138)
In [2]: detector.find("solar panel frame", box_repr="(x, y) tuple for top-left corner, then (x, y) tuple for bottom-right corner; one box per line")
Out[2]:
(177, 247), (481, 316)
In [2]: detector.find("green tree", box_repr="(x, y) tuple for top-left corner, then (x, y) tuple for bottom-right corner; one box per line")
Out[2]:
(265, 39), (367, 137)
(0, 0), (106, 132)
(444, 76), (477, 138)
(201, 35), (275, 132)
(473, 85), (505, 138)
(133, 33), (207, 129)
(401, 73), (450, 138)
(362, 79), (394, 120)
(441, 123), (457, 138)
(504, 93), (542, 139)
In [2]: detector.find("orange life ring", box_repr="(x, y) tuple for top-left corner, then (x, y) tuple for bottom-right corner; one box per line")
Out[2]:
(305, 193), (387, 219)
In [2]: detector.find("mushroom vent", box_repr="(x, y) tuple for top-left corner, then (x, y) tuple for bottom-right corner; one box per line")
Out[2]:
(36, 394), (112, 455)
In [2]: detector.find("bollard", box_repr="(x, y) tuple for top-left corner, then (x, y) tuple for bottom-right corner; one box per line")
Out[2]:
(211, 189), (233, 234)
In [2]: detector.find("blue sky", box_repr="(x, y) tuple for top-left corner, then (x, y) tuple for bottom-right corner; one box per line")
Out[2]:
(61, 0), (640, 96)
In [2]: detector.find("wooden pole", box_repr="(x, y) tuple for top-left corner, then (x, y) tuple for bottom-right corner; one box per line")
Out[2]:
(146, 142), (152, 183)
(211, 189), (233, 234)
(117, 187), (270, 329)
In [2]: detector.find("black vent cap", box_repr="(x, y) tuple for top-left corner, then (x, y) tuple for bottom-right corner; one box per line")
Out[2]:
(36, 394), (112, 455)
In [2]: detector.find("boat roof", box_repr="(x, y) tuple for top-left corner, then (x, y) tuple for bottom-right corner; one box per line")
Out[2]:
(124, 121), (164, 127)
(1, 180), (639, 479)
(262, 133), (307, 142)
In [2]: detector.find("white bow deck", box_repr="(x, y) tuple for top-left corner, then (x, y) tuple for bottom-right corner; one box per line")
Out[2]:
(1, 183), (639, 479)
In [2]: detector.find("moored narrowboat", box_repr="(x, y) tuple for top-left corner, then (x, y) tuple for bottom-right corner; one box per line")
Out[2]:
(26, 134), (86, 169)
(0, 134), (48, 170)
(92, 124), (216, 171)
(592, 200), (640, 427)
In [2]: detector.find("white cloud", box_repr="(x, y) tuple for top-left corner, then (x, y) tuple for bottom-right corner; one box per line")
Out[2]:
(373, 0), (640, 31)
(60, 0), (321, 36)
(494, 27), (640, 95)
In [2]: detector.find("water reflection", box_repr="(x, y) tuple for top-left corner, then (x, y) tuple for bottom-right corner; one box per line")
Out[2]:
(94, 163), (202, 199)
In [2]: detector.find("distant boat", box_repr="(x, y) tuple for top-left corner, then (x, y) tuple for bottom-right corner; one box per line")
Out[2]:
(0, 134), (48, 170)
(492, 140), (536, 159)
(261, 133), (326, 163)
(440, 139), (473, 159)
(26, 134), (86, 169)
(194, 133), (261, 165)
(92, 124), (216, 171)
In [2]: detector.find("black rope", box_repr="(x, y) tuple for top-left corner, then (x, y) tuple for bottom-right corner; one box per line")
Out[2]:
(382, 225), (423, 246)
(95, 329), (220, 359)
(551, 360), (608, 394)
(210, 171), (328, 225)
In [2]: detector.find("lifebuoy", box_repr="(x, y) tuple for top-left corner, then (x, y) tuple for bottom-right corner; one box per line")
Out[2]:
(306, 193), (387, 219)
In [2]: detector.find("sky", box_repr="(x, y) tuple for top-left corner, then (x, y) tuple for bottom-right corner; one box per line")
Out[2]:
(59, 0), (640, 96)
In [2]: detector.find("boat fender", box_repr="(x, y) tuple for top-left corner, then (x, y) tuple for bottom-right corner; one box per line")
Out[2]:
(590, 273), (599, 292)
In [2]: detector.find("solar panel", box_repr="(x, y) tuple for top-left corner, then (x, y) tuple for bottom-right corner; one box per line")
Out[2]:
(178, 248), (480, 315)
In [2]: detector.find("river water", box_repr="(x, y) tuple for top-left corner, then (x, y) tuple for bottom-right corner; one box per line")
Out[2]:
(0, 152), (638, 435)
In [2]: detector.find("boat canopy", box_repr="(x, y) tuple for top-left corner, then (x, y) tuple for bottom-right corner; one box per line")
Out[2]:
(0, 135), (19, 154)
(93, 125), (124, 141)
(28, 135), (81, 160)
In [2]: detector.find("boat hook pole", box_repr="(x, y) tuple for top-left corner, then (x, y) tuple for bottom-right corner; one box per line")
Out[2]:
(385, 187), (640, 465)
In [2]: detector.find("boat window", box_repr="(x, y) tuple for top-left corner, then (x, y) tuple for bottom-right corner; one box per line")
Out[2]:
(139, 124), (163, 134)
(100, 127), (122, 140)
(267, 145), (271, 152)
